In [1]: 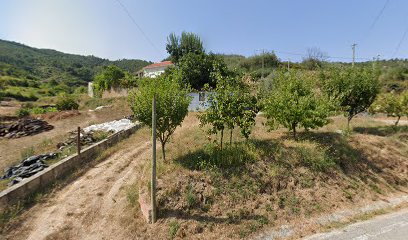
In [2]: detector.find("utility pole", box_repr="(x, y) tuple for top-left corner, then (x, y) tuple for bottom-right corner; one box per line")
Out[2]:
(261, 49), (265, 79)
(351, 43), (357, 67)
(151, 95), (157, 224)
(287, 59), (290, 71)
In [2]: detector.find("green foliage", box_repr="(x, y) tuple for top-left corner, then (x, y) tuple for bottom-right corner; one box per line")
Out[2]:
(168, 220), (180, 239)
(55, 94), (79, 111)
(263, 70), (332, 139)
(166, 32), (204, 63)
(128, 73), (191, 161)
(199, 66), (258, 147)
(30, 107), (57, 114)
(321, 67), (380, 128)
(0, 39), (150, 100)
(371, 91), (408, 126)
(93, 65), (126, 96)
(16, 107), (30, 117)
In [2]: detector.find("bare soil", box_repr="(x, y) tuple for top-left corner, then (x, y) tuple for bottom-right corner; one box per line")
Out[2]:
(1, 128), (151, 240)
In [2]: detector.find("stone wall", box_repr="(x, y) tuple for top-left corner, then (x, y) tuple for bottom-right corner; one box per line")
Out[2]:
(0, 125), (140, 211)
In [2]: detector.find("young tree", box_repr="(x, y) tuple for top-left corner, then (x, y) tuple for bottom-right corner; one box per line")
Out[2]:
(321, 67), (380, 129)
(128, 73), (191, 161)
(371, 91), (408, 126)
(264, 70), (332, 139)
(199, 64), (258, 148)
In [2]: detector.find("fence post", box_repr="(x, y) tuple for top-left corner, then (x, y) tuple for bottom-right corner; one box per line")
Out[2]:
(77, 126), (81, 155)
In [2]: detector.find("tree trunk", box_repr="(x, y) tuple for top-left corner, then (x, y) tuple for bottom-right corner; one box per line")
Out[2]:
(395, 116), (401, 126)
(230, 129), (233, 145)
(347, 115), (353, 131)
(292, 123), (297, 140)
(220, 129), (224, 151)
(161, 141), (166, 162)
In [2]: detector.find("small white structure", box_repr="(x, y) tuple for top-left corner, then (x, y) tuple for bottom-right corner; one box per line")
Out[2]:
(139, 61), (174, 78)
(188, 92), (211, 112)
(88, 82), (94, 98)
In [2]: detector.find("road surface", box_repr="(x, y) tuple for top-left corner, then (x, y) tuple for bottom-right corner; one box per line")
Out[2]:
(305, 208), (408, 240)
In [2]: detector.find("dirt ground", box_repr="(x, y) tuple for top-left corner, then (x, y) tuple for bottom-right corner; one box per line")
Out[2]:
(1, 113), (407, 240)
(1, 128), (152, 240)
(0, 100), (132, 171)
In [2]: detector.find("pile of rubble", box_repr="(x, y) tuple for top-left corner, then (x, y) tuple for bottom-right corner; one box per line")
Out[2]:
(0, 118), (54, 139)
(1, 153), (57, 185)
(57, 130), (104, 150)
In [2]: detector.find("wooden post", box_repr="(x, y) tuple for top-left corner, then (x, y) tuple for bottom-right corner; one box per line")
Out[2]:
(151, 95), (157, 223)
(77, 126), (81, 155)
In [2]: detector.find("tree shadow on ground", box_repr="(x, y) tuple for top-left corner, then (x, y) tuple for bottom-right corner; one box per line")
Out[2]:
(353, 125), (408, 137)
(159, 208), (264, 224)
(297, 131), (407, 188)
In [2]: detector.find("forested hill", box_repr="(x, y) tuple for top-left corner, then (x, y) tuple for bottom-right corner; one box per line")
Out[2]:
(0, 39), (151, 94)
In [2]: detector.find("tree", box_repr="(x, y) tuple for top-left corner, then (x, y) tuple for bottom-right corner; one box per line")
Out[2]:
(128, 73), (191, 161)
(93, 65), (126, 97)
(199, 64), (258, 148)
(321, 67), (380, 130)
(302, 47), (328, 70)
(371, 91), (408, 126)
(166, 32), (204, 63)
(169, 52), (228, 90)
(263, 70), (332, 139)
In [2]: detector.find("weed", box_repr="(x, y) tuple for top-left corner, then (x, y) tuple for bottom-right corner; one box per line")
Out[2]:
(184, 185), (197, 209)
(168, 220), (180, 239)
(126, 183), (139, 208)
(20, 147), (34, 159)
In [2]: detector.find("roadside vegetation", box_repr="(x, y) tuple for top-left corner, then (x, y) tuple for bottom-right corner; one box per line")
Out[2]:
(120, 32), (408, 239)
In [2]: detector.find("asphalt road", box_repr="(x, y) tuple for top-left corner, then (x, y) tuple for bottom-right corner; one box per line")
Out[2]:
(304, 208), (408, 240)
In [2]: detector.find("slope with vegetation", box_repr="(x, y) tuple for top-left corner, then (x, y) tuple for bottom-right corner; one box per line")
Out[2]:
(0, 39), (151, 101)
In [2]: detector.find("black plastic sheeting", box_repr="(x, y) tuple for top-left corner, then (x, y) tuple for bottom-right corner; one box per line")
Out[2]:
(1, 153), (57, 185)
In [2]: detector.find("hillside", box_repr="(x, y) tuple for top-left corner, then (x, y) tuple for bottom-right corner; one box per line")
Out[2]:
(219, 54), (408, 92)
(0, 39), (151, 100)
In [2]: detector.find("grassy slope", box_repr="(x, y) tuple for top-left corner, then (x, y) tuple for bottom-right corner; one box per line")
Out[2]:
(127, 114), (408, 239)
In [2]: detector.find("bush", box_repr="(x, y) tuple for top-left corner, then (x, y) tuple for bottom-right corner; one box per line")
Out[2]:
(16, 108), (30, 117)
(55, 94), (79, 111)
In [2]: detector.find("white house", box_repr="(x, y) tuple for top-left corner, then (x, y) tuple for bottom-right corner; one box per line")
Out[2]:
(139, 61), (174, 78)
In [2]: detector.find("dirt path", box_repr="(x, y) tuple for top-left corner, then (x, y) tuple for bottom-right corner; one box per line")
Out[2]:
(3, 134), (151, 240)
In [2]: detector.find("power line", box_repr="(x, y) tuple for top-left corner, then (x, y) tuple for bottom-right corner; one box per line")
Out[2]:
(392, 24), (408, 58)
(361, 0), (390, 43)
(269, 49), (371, 61)
(114, 0), (161, 55)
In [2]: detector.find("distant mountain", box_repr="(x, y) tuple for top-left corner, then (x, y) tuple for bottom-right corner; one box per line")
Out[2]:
(0, 39), (152, 100)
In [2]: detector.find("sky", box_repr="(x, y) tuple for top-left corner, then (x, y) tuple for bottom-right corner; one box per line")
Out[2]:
(0, 0), (407, 62)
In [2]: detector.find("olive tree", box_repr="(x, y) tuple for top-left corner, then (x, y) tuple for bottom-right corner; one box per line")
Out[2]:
(264, 70), (332, 139)
(128, 72), (191, 161)
(321, 67), (380, 129)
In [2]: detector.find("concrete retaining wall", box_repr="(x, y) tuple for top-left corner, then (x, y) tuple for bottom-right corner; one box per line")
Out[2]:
(0, 124), (140, 211)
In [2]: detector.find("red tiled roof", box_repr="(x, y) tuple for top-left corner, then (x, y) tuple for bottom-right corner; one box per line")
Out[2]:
(143, 61), (173, 69)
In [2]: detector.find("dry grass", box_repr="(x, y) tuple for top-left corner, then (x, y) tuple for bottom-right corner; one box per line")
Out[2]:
(124, 113), (408, 239)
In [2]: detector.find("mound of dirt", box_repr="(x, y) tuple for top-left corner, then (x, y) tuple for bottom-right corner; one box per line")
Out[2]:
(42, 110), (81, 121)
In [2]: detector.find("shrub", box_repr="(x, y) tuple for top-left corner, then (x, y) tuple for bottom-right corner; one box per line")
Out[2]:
(55, 94), (79, 111)
(16, 108), (30, 117)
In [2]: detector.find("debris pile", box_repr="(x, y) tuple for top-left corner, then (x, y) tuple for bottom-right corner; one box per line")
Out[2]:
(1, 153), (57, 185)
(83, 118), (136, 134)
(56, 130), (105, 150)
(0, 118), (54, 139)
